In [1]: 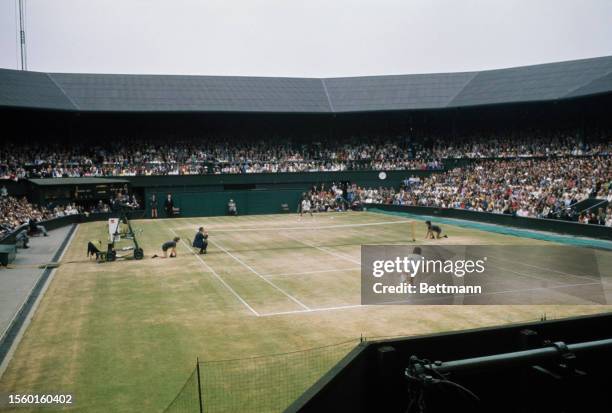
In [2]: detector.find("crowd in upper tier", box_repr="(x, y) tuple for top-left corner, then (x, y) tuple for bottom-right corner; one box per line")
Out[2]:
(1, 132), (610, 233)
(1, 133), (610, 179)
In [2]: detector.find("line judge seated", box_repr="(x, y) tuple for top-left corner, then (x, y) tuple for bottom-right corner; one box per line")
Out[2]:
(228, 199), (237, 216)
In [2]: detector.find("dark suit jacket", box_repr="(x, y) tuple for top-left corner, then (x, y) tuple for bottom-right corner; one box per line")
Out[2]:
(193, 232), (208, 248)
(164, 198), (174, 216)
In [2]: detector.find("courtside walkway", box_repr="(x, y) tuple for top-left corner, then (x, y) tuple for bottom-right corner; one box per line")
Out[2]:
(0, 225), (75, 376)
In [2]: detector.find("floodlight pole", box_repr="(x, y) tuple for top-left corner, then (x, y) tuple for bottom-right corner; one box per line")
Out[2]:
(18, 0), (28, 70)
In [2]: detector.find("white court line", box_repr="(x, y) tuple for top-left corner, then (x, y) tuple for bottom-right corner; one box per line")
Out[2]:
(262, 267), (361, 278)
(167, 226), (260, 317)
(283, 232), (362, 265)
(485, 260), (570, 285)
(260, 304), (364, 317)
(259, 253), (603, 314)
(185, 217), (364, 313)
(490, 254), (611, 285)
(218, 216), (243, 228)
(203, 220), (413, 233)
(207, 237), (311, 311)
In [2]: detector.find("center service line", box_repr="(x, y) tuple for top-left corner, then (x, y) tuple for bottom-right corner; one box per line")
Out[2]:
(207, 237), (312, 311)
(167, 226), (261, 317)
(282, 232), (362, 266)
(262, 267), (361, 278)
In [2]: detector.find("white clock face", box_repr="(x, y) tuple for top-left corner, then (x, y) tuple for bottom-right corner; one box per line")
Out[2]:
(378, 171), (387, 180)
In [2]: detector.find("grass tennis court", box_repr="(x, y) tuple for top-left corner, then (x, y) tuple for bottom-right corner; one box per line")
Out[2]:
(1, 211), (610, 412)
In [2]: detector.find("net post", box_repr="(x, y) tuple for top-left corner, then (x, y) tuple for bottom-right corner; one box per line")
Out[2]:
(196, 357), (203, 413)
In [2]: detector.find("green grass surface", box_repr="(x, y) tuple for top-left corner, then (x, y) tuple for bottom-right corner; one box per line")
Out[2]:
(0, 212), (610, 412)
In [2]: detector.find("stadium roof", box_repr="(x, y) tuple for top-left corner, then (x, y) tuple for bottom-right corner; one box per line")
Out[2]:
(1, 56), (612, 113)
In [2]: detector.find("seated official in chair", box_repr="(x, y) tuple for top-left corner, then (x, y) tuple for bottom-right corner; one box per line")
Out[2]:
(228, 199), (237, 216)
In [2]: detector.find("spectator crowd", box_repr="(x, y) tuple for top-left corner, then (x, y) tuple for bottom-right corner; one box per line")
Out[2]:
(0, 137), (444, 179)
(1, 132), (610, 232)
(1, 196), (50, 238)
(2, 133), (609, 180)
(0, 194), (113, 239)
(302, 183), (395, 212)
(355, 156), (612, 226)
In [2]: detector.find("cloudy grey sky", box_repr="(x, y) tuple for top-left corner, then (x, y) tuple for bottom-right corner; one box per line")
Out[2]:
(1, 0), (611, 77)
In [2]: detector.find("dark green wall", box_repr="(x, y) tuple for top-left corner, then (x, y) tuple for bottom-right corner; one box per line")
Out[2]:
(132, 170), (437, 217)
(19, 170), (439, 217)
(148, 188), (304, 217)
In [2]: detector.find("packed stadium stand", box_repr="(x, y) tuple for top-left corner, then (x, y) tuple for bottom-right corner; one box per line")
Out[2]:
(1, 49), (612, 413)
(1, 55), (611, 236)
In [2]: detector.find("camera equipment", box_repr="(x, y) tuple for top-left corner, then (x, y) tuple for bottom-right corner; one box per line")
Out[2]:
(405, 338), (612, 413)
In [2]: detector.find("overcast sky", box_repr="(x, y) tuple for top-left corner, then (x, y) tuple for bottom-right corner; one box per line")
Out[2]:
(1, 0), (611, 77)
